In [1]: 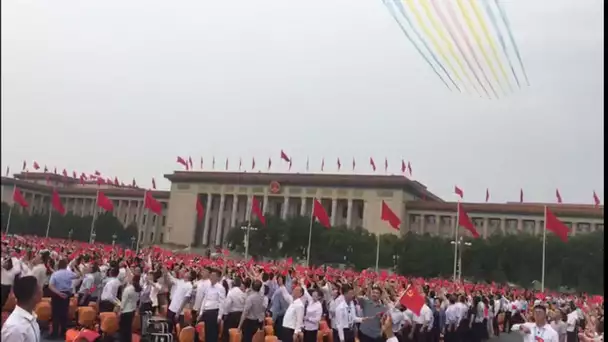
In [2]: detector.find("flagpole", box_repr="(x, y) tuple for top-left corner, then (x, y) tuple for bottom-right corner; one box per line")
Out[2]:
(244, 195), (253, 260)
(375, 233), (380, 272)
(89, 189), (99, 243)
(5, 185), (16, 234)
(541, 205), (547, 292)
(45, 199), (53, 238)
(453, 202), (460, 282)
(306, 198), (314, 267)
(135, 191), (147, 253)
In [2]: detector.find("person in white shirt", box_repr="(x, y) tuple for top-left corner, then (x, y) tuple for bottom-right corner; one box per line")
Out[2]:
(549, 310), (567, 342)
(167, 268), (195, 336)
(119, 275), (142, 342)
(328, 284), (345, 333)
(303, 288), (324, 342)
(197, 268), (226, 342)
(282, 285), (306, 342)
(444, 296), (460, 342)
(1, 256), (23, 309)
(28, 255), (48, 292)
(192, 268), (211, 320)
(334, 285), (365, 342)
(100, 268), (121, 313)
(512, 305), (559, 342)
(412, 302), (433, 342)
(221, 277), (247, 342)
(1, 276), (42, 342)
(566, 307), (579, 342)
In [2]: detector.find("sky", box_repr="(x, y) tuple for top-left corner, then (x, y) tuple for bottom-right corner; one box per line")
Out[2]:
(1, 0), (604, 204)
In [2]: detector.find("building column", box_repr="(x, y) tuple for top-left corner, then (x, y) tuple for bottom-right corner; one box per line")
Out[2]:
(483, 217), (489, 239)
(517, 219), (523, 232)
(230, 195), (238, 229)
(420, 214), (426, 234)
(330, 199), (338, 226)
(262, 192), (269, 214)
(571, 222), (577, 237)
(300, 197), (307, 216)
(215, 194), (226, 246)
(435, 215), (441, 235)
(346, 199), (353, 228)
(282, 196), (290, 220)
(245, 195), (252, 221)
(202, 193), (212, 245)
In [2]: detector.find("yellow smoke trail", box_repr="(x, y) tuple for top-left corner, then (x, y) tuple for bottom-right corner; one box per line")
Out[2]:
(418, 0), (483, 97)
(468, 0), (513, 92)
(455, 0), (506, 95)
(403, 0), (469, 94)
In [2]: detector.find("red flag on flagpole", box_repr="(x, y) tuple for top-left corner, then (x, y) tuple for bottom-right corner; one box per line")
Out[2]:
(72, 171), (77, 178)
(321, 158), (325, 172)
(44, 165), (48, 173)
(407, 161), (412, 176)
(384, 158), (388, 173)
(251, 197), (266, 226)
(370, 157), (376, 172)
(239, 158), (243, 171)
(280, 150), (290, 162)
(519, 189), (524, 203)
(200, 157), (204, 170)
(33, 161), (40, 170)
(212, 156), (216, 170)
(457, 202), (480, 238)
(593, 191), (601, 206)
(380, 201), (401, 230)
(96, 191), (114, 211)
(251, 157), (255, 170)
(13, 188), (29, 208)
(145, 191), (163, 215)
(485, 188), (490, 203)
(352, 158), (356, 171)
(5, 166), (9, 177)
(114, 177), (119, 186)
(545, 207), (569, 242)
(401, 160), (406, 174)
(288, 159), (292, 171)
(306, 157), (309, 172)
(454, 186), (464, 199)
(267, 158), (272, 171)
(556, 189), (563, 204)
(62, 169), (67, 177)
(152, 178), (156, 189)
(337, 158), (341, 171)
(312, 199), (330, 229)
(225, 158), (229, 171)
(22, 161), (26, 171)
(188, 156), (193, 170)
(51, 189), (66, 215)
(196, 197), (205, 223)
(176, 156), (188, 170)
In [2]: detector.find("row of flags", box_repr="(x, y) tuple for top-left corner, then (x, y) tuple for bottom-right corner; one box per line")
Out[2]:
(6, 161), (157, 191)
(176, 151), (414, 175)
(455, 185), (602, 207)
(9, 185), (164, 217)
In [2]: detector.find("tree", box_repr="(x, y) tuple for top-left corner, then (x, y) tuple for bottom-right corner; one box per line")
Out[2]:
(1, 202), (135, 246)
(224, 214), (604, 294)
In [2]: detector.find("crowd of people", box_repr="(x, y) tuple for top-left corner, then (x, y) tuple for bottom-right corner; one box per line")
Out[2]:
(0, 234), (604, 342)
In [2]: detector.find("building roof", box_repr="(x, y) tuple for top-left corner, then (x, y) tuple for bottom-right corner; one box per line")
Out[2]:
(164, 171), (443, 201)
(1, 176), (170, 199)
(406, 201), (604, 219)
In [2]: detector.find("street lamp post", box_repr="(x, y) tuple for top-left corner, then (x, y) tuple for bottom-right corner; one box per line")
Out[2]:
(450, 236), (472, 281)
(130, 236), (136, 250)
(240, 222), (258, 260)
(68, 229), (73, 240)
(90, 232), (97, 244)
(112, 234), (117, 246)
(392, 254), (400, 267)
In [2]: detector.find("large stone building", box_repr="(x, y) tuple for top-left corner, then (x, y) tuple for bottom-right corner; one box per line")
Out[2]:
(1, 171), (604, 248)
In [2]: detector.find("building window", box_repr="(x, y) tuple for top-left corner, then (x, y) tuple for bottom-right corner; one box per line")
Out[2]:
(150, 232), (154, 242)
(160, 233), (164, 243)
(162, 216), (167, 226)
(139, 231), (144, 240)
(152, 215), (156, 224)
(133, 214), (137, 223)
(143, 215), (147, 225)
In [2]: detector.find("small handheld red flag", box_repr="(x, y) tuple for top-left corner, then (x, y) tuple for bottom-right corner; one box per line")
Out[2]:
(399, 286), (425, 316)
